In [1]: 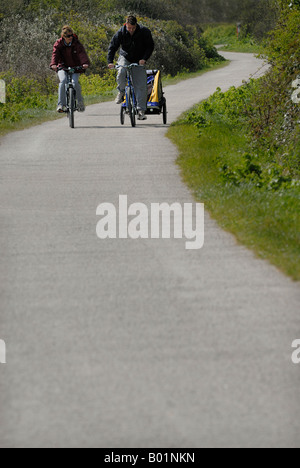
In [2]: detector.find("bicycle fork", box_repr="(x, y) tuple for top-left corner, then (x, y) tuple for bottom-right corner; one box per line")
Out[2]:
(66, 79), (77, 111)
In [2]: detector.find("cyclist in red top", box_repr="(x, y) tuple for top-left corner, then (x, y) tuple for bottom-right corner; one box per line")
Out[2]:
(50, 25), (90, 113)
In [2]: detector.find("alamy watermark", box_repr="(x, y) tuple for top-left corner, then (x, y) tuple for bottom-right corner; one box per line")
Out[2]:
(292, 339), (300, 365)
(291, 77), (300, 104)
(0, 79), (6, 104)
(96, 195), (205, 250)
(0, 339), (6, 364)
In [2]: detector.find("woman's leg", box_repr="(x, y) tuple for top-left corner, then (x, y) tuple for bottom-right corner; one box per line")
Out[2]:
(58, 70), (68, 107)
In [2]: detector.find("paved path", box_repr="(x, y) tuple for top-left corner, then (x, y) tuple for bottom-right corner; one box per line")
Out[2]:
(0, 53), (299, 448)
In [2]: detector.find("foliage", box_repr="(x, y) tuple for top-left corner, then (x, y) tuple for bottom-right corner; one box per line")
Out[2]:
(0, 72), (57, 122)
(58, 13), (116, 75)
(80, 72), (116, 96)
(239, 0), (279, 40)
(139, 18), (223, 76)
(0, 13), (58, 80)
(0, 0), (282, 27)
(180, 78), (300, 187)
(0, 71), (115, 124)
(182, 84), (257, 129)
(248, 1), (300, 173)
(202, 24), (263, 53)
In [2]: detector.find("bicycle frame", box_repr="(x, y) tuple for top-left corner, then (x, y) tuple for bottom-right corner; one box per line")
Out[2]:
(116, 64), (139, 109)
(59, 66), (83, 128)
(64, 68), (80, 110)
(126, 68), (137, 110)
(116, 64), (143, 127)
(67, 74), (76, 101)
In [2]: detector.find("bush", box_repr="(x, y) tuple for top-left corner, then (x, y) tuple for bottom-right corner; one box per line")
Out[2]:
(0, 13), (57, 80)
(0, 71), (57, 122)
(239, 0), (278, 40)
(180, 76), (300, 187)
(80, 72), (116, 96)
(202, 23), (263, 53)
(247, 1), (300, 175)
(140, 17), (223, 75)
(59, 13), (116, 75)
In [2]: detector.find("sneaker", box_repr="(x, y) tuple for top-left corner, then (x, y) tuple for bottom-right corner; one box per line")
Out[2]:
(115, 92), (125, 105)
(78, 102), (85, 112)
(57, 105), (65, 113)
(138, 111), (147, 121)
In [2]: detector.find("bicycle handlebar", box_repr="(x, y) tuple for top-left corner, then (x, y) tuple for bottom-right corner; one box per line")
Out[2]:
(113, 64), (144, 70)
(59, 66), (84, 73)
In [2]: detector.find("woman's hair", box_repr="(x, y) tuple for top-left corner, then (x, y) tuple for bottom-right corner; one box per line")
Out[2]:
(126, 15), (137, 25)
(61, 25), (74, 38)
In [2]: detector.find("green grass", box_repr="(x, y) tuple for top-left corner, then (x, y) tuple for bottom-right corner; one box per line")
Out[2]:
(162, 60), (229, 87)
(202, 24), (264, 54)
(168, 122), (300, 281)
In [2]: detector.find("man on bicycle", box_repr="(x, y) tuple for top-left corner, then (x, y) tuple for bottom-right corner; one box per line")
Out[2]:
(108, 15), (155, 121)
(50, 25), (90, 113)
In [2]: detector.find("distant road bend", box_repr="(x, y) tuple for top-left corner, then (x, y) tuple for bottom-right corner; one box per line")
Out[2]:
(0, 52), (299, 448)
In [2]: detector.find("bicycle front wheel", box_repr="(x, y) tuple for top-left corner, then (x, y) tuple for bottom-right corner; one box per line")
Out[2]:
(120, 106), (125, 125)
(68, 88), (75, 129)
(127, 89), (136, 128)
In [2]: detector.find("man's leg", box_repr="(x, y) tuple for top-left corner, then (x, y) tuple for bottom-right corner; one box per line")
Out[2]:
(132, 66), (147, 112)
(58, 70), (68, 109)
(116, 56), (130, 103)
(117, 56), (130, 93)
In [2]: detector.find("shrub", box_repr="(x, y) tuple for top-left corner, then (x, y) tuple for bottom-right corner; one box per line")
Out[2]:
(0, 13), (57, 81)
(180, 73), (300, 187)
(140, 17), (224, 75)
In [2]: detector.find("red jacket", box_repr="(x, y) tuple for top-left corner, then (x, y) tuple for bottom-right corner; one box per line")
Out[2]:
(50, 35), (90, 72)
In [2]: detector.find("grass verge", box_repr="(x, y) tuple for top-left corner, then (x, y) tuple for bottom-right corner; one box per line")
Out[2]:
(168, 118), (300, 281)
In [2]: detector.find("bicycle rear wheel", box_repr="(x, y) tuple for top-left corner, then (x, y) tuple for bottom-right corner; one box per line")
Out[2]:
(68, 88), (75, 129)
(162, 98), (167, 125)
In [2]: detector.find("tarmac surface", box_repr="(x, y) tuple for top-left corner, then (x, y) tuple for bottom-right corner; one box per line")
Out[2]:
(0, 52), (299, 448)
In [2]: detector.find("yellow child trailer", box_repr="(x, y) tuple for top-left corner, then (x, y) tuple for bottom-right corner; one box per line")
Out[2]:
(146, 69), (167, 124)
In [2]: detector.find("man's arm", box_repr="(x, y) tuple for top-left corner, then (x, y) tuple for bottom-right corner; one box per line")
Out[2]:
(108, 30), (122, 66)
(142, 29), (155, 62)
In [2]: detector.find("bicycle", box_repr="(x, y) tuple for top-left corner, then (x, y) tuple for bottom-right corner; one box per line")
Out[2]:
(115, 63), (143, 128)
(58, 66), (83, 129)
(114, 64), (167, 127)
